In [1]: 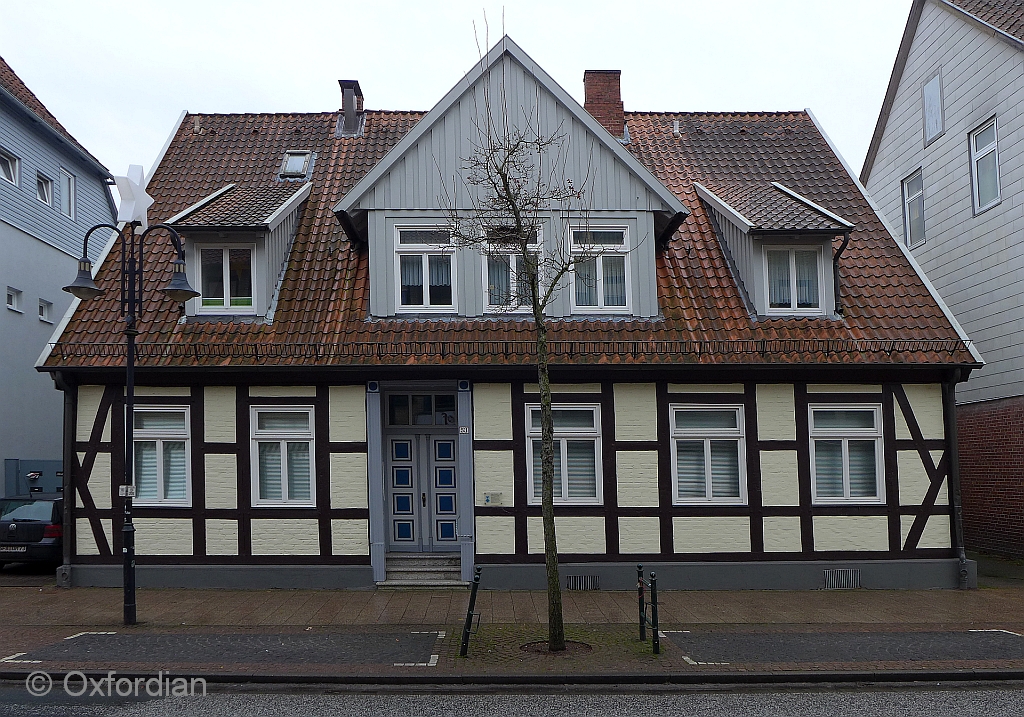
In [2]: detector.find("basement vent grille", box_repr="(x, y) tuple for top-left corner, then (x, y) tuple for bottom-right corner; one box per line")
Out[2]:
(566, 575), (600, 591)
(823, 568), (861, 590)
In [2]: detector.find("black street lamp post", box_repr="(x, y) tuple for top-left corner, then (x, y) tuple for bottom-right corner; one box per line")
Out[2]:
(63, 220), (199, 626)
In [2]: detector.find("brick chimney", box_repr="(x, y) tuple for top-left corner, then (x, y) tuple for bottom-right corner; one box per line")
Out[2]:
(583, 70), (624, 138)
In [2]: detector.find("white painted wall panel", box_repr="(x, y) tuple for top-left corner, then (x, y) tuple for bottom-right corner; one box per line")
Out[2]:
(895, 384), (945, 440)
(206, 519), (238, 555)
(76, 385), (107, 442)
(330, 453), (368, 509)
(204, 454), (237, 509)
(614, 383), (657, 441)
(203, 386), (235, 442)
(476, 515), (516, 554)
(250, 519), (320, 555)
(759, 451), (800, 506)
(813, 516), (888, 551)
(762, 516), (802, 552)
(756, 384), (796, 440)
(133, 518), (193, 555)
(331, 519), (369, 555)
(474, 450), (514, 507)
(248, 386), (317, 397)
(672, 516), (750, 553)
(615, 451), (659, 507)
(473, 384), (513, 440)
(329, 386), (366, 443)
(898, 450), (948, 505)
(75, 518), (111, 556)
(527, 516), (605, 554)
(901, 514), (952, 549)
(618, 516), (661, 554)
(667, 383), (744, 394)
(88, 452), (111, 509)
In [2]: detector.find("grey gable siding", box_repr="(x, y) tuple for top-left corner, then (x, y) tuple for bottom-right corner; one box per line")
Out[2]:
(357, 54), (666, 319)
(0, 100), (112, 261)
(865, 0), (1024, 404)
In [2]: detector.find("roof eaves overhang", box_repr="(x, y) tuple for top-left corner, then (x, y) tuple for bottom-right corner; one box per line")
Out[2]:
(806, 107), (984, 366)
(265, 182), (312, 232)
(693, 182), (753, 232)
(334, 36), (688, 218)
(0, 84), (112, 181)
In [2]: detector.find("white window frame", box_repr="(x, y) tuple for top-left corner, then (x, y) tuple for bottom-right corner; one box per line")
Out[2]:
(922, 69), (944, 146)
(525, 403), (603, 505)
(569, 226), (632, 314)
(394, 225), (457, 313)
(38, 299), (52, 323)
(36, 172), (53, 206)
(482, 225), (541, 313)
(969, 117), (1000, 214)
(250, 405), (316, 508)
(196, 244), (257, 315)
(808, 404), (884, 505)
(670, 404), (747, 505)
(901, 169), (925, 248)
(762, 245), (825, 316)
(0, 148), (18, 186)
(59, 168), (75, 220)
(6, 287), (22, 312)
(132, 406), (192, 508)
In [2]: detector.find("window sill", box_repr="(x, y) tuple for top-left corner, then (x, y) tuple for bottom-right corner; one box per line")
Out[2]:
(811, 498), (885, 506)
(134, 502), (192, 509)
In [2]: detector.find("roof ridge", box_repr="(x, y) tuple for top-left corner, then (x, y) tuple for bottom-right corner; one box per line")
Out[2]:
(626, 110), (807, 117)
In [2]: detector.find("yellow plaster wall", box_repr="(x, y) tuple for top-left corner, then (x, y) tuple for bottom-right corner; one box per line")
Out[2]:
(205, 454), (237, 509)
(331, 519), (369, 555)
(759, 450), (800, 506)
(203, 386), (236, 442)
(205, 519), (238, 555)
(527, 516), (606, 554)
(330, 453), (368, 509)
(473, 384), (513, 440)
(133, 518), (193, 555)
(613, 383), (657, 441)
(250, 519), (320, 555)
(618, 516), (661, 553)
(615, 451), (659, 507)
(813, 516), (888, 551)
(329, 386), (366, 442)
(672, 516), (750, 553)
(756, 384), (795, 440)
(476, 515), (516, 554)
(474, 450), (514, 507)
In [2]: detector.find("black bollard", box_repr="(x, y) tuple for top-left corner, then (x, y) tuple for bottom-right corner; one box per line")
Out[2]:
(459, 566), (482, 657)
(637, 563), (645, 642)
(650, 571), (659, 655)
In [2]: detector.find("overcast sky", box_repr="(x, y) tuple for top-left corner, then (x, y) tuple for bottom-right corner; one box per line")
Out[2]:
(1, 0), (912, 193)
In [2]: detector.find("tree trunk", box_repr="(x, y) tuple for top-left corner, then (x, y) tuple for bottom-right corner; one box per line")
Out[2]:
(536, 320), (566, 651)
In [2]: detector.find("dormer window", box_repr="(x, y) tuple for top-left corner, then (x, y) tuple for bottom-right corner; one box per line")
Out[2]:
(199, 246), (255, 313)
(570, 227), (630, 312)
(280, 151), (311, 178)
(765, 246), (823, 315)
(395, 227), (455, 311)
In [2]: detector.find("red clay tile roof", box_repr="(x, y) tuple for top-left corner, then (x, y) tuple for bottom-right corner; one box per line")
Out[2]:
(948, 0), (1024, 43)
(173, 183), (308, 229)
(0, 54), (105, 170)
(43, 108), (976, 370)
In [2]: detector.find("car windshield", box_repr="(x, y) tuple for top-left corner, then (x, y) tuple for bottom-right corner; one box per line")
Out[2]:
(0, 500), (54, 522)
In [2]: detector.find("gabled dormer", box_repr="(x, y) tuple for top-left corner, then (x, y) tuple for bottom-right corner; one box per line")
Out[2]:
(333, 36), (688, 320)
(169, 181), (311, 322)
(694, 180), (854, 318)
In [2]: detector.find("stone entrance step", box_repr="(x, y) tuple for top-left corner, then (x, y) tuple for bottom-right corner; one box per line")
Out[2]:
(380, 553), (467, 588)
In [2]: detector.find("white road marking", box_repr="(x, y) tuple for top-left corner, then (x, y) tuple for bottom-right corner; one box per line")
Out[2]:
(969, 629), (1023, 637)
(0, 652), (41, 664)
(64, 631), (117, 640)
(682, 655), (729, 666)
(394, 632), (445, 666)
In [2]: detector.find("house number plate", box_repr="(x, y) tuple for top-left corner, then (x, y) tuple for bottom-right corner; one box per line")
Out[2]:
(118, 485), (137, 497)
(459, 426), (469, 434)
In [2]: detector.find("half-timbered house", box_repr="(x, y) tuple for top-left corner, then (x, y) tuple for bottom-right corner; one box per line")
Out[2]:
(39, 38), (983, 590)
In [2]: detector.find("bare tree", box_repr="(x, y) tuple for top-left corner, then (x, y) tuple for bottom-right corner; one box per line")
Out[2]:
(437, 49), (622, 652)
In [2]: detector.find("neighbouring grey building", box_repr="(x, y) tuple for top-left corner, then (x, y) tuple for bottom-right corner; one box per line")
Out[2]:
(1, 55), (115, 497)
(861, 0), (1024, 557)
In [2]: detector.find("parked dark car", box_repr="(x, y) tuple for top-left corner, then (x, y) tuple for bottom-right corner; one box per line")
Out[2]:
(0, 495), (63, 568)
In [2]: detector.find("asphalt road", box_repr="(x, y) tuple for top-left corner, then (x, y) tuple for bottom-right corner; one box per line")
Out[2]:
(2, 683), (1024, 717)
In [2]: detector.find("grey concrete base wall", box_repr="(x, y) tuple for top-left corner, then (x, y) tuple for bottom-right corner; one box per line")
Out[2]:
(477, 559), (978, 591)
(68, 564), (375, 590)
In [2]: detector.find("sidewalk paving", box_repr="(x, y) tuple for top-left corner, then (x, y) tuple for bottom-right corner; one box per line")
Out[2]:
(2, 583), (1024, 684)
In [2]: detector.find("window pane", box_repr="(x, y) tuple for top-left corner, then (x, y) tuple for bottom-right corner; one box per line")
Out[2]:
(814, 440), (844, 497)
(434, 394), (456, 425)
(486, 226), (538, 244)
(907, 172), (923, 197)
(286, 442), (311, 501)
(36, 175), (51, 204)
(228, 249), (252, 307)
(602, 255), (627, 306)
(201, 249), (224, 306)
(767, 250), (791, 308)
(258, 442), (283, 500)
(923, 75), (942, 142)
(575, 258), (597, 306)
(975, 124), (996, 150)
(710, 440), (740, 498)
(515, 255), (531, 305)
(532, 439), (562, 499)
(531, 408), (595, 431)
(134, 410), (186, 431)
(134, 441), (159, 500)
(411, 395), (433, 425)
(977, 151), (999, 207)
(399, 229), (448, 244)
(676, 440), (706, 498)
(813, 409), (875, 430)
(0, 154), (14, 183)
(388, 395), (409, 425)
(284, 153), (308, 174)
(848, 440), (878, 498)
(795, 251), (819, 309)
(573, 230), (624, 245)
(163, 441), (187, 500)
(428, 255), (452, 305)
(675, 409), (737, 430)
(257, 411), (309, 432)
(400, 255), (423, 305)
(487, 255), (512, 305)
(60, 172), (74, 217)
(908, 191), (924, 245)
(566, 440), (597, 498)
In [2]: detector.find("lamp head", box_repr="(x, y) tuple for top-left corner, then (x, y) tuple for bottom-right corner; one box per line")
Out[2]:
(158, 259), (200, 303)
(62, 258), (105, 301)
